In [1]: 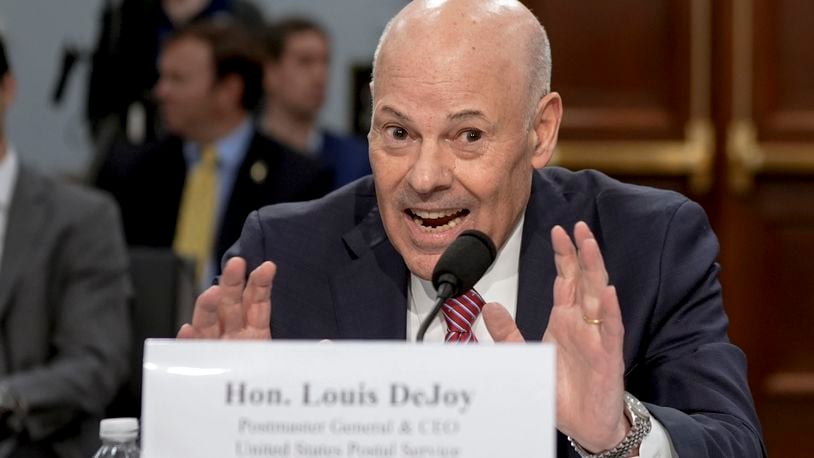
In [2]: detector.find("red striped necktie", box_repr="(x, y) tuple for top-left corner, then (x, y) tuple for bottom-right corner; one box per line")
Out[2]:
(442, 289), (485, 343)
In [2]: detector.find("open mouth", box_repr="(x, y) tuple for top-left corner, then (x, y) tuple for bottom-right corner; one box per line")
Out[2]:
(405, 208), (470, 232)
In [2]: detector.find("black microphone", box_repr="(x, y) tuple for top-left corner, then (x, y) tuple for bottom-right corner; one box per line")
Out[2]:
(416, 230), (497, 342)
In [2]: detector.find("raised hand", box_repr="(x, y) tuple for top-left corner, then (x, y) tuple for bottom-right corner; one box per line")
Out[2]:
(546, 221), (627, 452)
(177, 257), (276, 340)
(483, 221), (628, 453)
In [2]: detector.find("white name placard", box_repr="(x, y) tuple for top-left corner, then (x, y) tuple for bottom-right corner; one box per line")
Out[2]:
(142, 340), (555, 458)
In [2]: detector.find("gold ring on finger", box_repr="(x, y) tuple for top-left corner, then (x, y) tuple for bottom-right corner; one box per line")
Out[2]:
(582, 315), (603, 325)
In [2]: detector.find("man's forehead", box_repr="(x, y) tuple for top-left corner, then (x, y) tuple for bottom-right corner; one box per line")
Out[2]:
(391, 0), (529, 36)
(378, 105), (487, 123)
(379, 5), (527, 77)
(165, 37), (207, 56)
(375, 41), (516, 101)
(285, 30), (328, 51)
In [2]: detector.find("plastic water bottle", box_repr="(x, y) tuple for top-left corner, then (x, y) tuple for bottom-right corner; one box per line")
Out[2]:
(92, 418), (140, 458)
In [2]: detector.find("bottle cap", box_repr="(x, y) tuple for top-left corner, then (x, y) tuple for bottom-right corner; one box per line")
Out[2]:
(99, 417), (139, 441)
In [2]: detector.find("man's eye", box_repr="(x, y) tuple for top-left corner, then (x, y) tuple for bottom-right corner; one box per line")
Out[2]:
(386, 126), (409, 140)
(460, 130), (482, 143)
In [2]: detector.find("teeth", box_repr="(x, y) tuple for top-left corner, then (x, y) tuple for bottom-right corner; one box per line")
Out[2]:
(415, 214), (465, 233)
(412, 209), (462, 219)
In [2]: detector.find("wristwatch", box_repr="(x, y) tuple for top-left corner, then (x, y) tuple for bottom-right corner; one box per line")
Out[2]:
(568, 392), (652, 458)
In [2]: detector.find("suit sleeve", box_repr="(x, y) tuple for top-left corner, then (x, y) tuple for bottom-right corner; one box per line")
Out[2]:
(4, 194), (132, 440)
(223, 209), (267, 273)
(626, 200), (766, 457)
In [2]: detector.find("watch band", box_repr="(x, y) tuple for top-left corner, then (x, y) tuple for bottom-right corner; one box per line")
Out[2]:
(568, 392), (652, 458)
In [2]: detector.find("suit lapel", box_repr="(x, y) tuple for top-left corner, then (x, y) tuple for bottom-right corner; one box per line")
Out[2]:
(331, 206), (408, 339)
(515, 171), (579, 341)
(0, 167), (47, 318)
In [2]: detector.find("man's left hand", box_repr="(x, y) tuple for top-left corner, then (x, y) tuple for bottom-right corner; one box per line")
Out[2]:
(483, 221), (629, 454)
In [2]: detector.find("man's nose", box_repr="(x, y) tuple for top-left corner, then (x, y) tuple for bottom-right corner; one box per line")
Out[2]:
(406, 140), (454, 196)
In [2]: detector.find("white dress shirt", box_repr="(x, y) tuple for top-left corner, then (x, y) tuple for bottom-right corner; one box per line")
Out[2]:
(406, 215), (677, 457)
(0, 146), (19, 272)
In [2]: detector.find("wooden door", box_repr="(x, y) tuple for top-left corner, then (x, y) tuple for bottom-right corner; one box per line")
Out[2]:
(723, 0), (814, 454)
(524, 1), (814, 455)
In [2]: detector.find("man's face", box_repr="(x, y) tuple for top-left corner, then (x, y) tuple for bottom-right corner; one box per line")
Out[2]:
(369, 41), (551, 280)
(264, 30), (329, 119)
(155, 37), (218, 139)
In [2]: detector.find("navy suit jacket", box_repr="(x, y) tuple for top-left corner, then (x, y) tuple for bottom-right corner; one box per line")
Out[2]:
(227, 167), (765, 457)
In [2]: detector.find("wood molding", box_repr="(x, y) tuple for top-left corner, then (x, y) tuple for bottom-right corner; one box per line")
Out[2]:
(728, 121), (814, 194)
(727, 0), (814, 193)
(549, 0), (713, 194)
(766, 372), (814, 397)
(552, 119), (714, 194)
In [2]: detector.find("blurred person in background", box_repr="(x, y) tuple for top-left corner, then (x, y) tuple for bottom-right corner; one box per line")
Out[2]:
(262, 18), (371, 190)
(85, 0), (265, 177)
(96, 20), (332, 287)
(0, 35), (130, 457)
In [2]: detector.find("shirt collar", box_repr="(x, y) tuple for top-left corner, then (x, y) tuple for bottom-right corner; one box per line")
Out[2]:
(182, 119), (254, 170)
(0, 145), (19, 210)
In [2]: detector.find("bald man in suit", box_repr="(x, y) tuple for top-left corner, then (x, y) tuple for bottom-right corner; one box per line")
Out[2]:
(178, 2), (765, 456)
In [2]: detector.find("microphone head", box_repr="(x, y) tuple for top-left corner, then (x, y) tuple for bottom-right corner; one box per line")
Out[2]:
(431, 229), (497, 298)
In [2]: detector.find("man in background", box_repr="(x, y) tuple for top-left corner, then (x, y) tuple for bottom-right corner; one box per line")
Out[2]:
(262, 18), (371, 190)
(97, 20), (332, 286)
(0, 35), (130, 457)
(86, 0), (266, 150)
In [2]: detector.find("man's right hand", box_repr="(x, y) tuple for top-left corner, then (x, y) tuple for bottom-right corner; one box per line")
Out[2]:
(177, 257), (276, 340)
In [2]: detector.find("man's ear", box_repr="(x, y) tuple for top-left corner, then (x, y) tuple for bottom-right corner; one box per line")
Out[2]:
(530, 91), (563, 169)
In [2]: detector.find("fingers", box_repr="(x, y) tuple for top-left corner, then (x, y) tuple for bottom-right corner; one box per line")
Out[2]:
(482, 302), (526, 343)
(185, 285), (223, 339)
(574, 222), (609, 284)
(551, 222), (611, 318)
(243, 261), (276, 338)
(552, 225), (579, 279)
(552, 225), (580, 308)
(577, 242), (605, 320)
(178, 257), (275, 340)
(574, 223), (610, 320)
(177, 323), (201, 339)
(599, 285), (624, 342)
(218, 257), (249, 336)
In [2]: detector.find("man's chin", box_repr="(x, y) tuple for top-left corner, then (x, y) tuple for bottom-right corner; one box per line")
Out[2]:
(402, 253), (441, 282)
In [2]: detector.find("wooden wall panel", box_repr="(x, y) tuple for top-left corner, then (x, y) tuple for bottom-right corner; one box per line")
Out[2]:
(754, 0), (814, 140)
(722, 176), (814, 456)
(721, 0), (814, 454)
(524, 0), (710, 196)
(530, 0), (690, 140)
